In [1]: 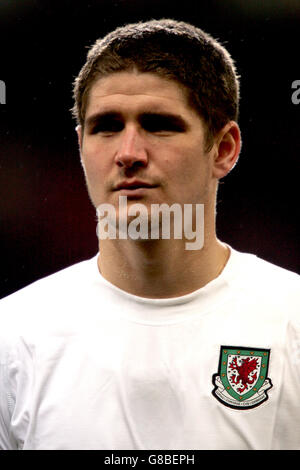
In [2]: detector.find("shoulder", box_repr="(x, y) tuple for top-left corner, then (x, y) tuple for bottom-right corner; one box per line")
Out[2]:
(229, 246), (299, 289)
(227, 246), (300, 320)
(0, 254), (100, 332)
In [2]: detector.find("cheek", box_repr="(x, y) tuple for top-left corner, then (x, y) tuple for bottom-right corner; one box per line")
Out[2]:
(168, 145), (211, 200)
(80, 147), (111, 207)
(169, 144), (204, 180)
(81, 145), (107, 183)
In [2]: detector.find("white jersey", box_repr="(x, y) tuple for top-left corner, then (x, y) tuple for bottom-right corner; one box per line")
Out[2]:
(0, 246), (299, 450)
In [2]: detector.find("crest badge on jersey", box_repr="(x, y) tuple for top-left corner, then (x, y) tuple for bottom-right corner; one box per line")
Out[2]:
(212, 346), (273, 410)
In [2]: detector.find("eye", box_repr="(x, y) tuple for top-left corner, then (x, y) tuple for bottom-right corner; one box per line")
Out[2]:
(91, 117), (124, 135)
(141, 114), (187, 133)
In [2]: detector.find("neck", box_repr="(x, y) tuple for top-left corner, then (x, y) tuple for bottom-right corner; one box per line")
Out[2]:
(97, 234), (229, 299)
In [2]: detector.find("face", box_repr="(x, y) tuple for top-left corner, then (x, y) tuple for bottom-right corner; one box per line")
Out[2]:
(78, 71), (217, 230)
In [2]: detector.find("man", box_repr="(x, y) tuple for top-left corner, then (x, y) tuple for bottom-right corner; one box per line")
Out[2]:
(0, 19), (299, 450)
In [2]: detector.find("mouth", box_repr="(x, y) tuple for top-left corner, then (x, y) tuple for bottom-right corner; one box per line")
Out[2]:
(113, 180), (158, 196)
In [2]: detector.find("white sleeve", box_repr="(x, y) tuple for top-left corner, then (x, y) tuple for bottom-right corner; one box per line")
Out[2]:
(0, 338), (18, 450)
(271, 310), (300, 449)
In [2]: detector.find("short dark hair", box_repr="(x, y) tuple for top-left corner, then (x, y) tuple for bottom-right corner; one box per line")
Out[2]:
(72, 19), (240, 148)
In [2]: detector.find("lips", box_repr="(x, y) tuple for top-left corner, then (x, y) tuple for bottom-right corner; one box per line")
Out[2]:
(114, 180), (157, 191)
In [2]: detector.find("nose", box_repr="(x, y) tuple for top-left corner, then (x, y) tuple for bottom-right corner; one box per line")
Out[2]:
(114, 125), (148, 169)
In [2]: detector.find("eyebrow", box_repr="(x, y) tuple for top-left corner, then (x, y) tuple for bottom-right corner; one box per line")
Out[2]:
(85, 111), (121, 128)
(85, 110), (189, 130)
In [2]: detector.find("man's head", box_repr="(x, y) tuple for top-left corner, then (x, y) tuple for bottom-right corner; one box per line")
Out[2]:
(72, 18), (240, 150)
(72, 19), (241, 245)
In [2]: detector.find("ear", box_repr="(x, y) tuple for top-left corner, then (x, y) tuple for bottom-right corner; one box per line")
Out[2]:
(76, 124), (87, 171)
(76, 124), (83, 152)
(76, 125), (88, 175)
(212, 121), (241, 179)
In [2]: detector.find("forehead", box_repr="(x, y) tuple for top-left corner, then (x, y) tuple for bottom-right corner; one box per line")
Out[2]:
(85, 71), (195, 119)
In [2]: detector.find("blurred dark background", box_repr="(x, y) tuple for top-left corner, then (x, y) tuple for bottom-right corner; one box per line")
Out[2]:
(1, 0), (299, 299)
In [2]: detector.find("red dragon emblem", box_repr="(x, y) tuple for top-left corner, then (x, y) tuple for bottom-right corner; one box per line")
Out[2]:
(229, 356), (259, 393)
